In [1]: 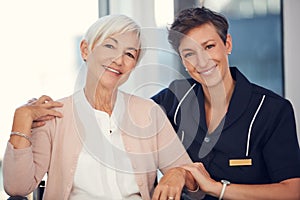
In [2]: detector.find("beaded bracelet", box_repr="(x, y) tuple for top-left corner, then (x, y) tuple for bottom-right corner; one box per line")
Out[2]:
(10, 131), (32, 144)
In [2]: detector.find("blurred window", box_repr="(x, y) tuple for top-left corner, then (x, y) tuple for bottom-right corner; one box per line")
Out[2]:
(204, 0), (283, 95)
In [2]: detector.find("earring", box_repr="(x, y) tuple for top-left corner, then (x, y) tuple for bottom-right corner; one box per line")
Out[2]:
(185, 68), (188, 71)
(228, 52), (231, 55)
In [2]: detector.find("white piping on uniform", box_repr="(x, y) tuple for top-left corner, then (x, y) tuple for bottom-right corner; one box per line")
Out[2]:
(181, 130), (185, 142)
(245, 95), (266, 157)
(174, 83), (196, 125)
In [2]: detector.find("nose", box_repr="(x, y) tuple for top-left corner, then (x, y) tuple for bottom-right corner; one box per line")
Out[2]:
(196, 48), (209, 68)
(111, 54), (123, 66)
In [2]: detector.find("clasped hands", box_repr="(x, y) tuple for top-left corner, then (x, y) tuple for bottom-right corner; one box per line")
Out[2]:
(152, 163), (216, 200)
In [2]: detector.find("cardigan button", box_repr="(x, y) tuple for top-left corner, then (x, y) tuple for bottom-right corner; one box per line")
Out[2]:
(132, 162), (137, 169)
(137, 181), (143, 186)
(125, 146), (130, 151)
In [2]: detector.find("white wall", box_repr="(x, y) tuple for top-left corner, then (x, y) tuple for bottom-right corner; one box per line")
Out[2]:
(0, 2), (98, 198)
(0, 1), (98, 160)
(284, 0), (300, 144)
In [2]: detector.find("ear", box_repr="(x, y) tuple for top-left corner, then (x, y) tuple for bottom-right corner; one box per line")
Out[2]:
(80, 40), (89, 61)
(225, 34), (232, 55)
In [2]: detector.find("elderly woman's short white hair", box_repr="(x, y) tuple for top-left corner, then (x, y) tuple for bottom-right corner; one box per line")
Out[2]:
(83, 14), (141, 54)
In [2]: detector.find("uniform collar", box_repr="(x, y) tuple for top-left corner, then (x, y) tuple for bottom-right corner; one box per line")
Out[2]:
(194, 67), (253, 132)
(224, 67), (252, 130)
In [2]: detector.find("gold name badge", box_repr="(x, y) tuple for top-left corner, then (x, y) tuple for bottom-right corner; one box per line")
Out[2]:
(229, 159), (252, 166)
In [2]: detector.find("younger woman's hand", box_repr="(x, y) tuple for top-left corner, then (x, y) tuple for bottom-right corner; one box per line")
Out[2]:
(182, 163), (219, 195)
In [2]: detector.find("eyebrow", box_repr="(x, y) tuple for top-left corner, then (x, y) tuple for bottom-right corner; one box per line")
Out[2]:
(127, 47), (139, 52)
(180, 48), (193, 53)
(201, 39), (214, 46)
(107, 37), (139, 52)
(180, 39), (215, 53)
(107, 37), (118, 44)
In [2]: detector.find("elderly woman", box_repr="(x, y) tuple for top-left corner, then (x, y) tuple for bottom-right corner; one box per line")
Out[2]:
(3, 14), (196, 200)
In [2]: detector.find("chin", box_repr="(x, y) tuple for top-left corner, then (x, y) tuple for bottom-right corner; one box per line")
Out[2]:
(200, 76), (224, 88)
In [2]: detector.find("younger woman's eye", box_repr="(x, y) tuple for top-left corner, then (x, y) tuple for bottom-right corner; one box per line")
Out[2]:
(205, 44), (215, 50)
(183, 52), (194, 58)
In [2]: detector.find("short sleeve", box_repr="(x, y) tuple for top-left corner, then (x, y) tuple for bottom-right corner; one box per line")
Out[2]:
(263, 100), (300, 182)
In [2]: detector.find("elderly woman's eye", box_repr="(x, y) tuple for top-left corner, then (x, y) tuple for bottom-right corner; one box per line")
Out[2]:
(126, 52), (135, 59)
(104, 44), (114, 49)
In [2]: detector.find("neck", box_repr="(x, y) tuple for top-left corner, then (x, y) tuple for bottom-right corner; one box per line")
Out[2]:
(84, 84), (117, 116)
(202, 73), (235, 133)
(203, 73), (235, 109)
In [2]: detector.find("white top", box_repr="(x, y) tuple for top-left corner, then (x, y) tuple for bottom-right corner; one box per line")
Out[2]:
(69, 90), (141, 200)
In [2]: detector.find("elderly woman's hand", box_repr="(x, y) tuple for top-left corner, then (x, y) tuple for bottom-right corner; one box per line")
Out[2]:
(152, 167), (198, 200)
(10, 95), (63, 148)
(22, 95), (64, 128)
(13, 95), (63, 130)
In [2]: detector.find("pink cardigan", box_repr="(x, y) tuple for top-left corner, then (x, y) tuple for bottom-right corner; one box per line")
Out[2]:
(3, 90), (192, 200)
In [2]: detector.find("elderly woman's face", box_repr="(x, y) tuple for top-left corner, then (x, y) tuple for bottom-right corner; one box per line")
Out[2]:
(178, 23), (232, 87)
(86, 31), (140, 89)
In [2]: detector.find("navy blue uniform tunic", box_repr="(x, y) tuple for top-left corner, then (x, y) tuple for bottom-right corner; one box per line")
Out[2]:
(152, 67), (300, 199)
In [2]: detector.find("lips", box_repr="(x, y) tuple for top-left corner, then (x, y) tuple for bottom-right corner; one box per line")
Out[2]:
(103, 66), (121, 74)
(198, 65), (217, 75)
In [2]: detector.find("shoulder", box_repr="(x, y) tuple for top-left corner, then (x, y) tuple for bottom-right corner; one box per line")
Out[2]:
(251, 83), (292, 108)
(168, 78), (197, 91)
(37, 94), (74, 130)
(122, 91), (156, 107)
(120, 91), (168, 130)
(51, 95), (73, 113)
(121, 91), (165, 117)
(245, 83), (296, 127)
(152, 78), (197, 102)
(233, 67), (293, 109)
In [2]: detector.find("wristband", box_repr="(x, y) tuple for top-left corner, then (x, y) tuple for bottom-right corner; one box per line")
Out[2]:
(219, 179), (230, 200)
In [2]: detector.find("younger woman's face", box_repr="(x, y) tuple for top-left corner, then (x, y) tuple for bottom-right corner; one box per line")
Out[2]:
(84, 31), (140, 90)
(178, 23), (232, 88)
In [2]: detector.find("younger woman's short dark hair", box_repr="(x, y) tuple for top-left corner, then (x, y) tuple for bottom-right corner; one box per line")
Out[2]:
(168, 7), (229, 53)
